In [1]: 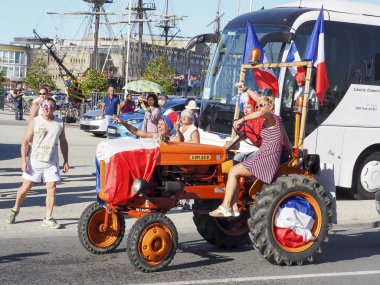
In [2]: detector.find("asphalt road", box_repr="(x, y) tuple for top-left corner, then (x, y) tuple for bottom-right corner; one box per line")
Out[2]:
(1, 227), (380, 285)
(1, 110), (380, 285)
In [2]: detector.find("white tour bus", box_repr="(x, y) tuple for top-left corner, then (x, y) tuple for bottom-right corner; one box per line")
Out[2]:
(197, 0), (380, 199)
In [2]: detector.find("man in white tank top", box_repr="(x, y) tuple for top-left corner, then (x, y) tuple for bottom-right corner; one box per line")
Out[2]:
(6, 97), (69, 229)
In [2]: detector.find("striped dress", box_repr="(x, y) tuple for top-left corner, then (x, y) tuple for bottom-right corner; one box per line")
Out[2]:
(241, 116), (285, 184)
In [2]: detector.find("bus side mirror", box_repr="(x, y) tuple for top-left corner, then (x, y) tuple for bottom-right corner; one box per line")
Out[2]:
(374, 53), (380, 81)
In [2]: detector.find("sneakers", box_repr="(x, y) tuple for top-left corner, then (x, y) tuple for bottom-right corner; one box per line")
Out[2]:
(42, 217), (61, 229)
(6, 209), (19, 224)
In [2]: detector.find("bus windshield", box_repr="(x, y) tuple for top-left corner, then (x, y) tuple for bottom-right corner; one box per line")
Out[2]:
(203, 25), (288, 103)
(200, 24), (289, 134)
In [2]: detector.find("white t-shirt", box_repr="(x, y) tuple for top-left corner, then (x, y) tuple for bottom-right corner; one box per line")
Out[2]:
(30, 116), (64, 163)
(180, 124), (198, 142)
(33, 97), (43, 116)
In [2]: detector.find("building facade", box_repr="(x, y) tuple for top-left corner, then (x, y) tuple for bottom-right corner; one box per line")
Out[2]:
(0, 44), (29, 87)
(6, 36), (210, 92)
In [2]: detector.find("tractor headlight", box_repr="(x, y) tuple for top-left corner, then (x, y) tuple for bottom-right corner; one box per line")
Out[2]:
(133, 178), (149, 193)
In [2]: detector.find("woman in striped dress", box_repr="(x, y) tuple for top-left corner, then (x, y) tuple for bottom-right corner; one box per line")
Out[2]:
(209, 96), (292, 217)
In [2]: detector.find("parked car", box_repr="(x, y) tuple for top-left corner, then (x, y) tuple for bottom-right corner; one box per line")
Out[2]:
(106, 110), (145, 139)
(106, 97), (201, 139)
(79, 109), (110, 136)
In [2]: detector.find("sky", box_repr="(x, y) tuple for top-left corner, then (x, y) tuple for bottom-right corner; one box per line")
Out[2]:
(0, 0), (287, 44)
(1, 0), (379, 45)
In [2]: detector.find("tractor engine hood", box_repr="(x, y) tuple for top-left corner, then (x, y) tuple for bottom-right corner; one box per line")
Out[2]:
(158, 142), (226, 166)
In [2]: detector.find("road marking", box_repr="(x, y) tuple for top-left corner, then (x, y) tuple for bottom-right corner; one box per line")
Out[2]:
(137, 270), (380, 285)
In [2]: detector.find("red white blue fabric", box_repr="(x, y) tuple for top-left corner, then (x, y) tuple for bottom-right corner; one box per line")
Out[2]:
(304, 7), (329, 104)
(96, 138), (160, 205)
(162, 109), (179, 135)
(242, 21), (279, 97)
(274, 196), (316, 247)
(285, 41), (306, 83)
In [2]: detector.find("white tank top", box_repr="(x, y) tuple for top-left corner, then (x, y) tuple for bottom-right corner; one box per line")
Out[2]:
(30, 116), (63, 163)
(180, 124), (198, 142)
(33, 97), (43, 116)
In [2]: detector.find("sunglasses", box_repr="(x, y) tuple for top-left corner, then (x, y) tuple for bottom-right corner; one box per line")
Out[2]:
(41, 104), (55, 109)
(39, 92), (47, 95)
(255, 103), (267, 110)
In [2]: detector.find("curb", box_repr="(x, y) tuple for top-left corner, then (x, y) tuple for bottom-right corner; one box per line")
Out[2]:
(333, 219), (380, 230)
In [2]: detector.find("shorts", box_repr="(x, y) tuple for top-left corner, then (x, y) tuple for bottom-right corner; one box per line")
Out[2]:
(22, 159), (61, 183)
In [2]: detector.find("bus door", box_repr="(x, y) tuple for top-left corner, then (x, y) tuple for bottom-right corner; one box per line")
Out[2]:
(311, 126), (344, 187)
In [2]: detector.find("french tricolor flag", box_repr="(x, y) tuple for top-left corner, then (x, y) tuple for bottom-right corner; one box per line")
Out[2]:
(285, 41), (306, 83)
(243, 21), (279, 97)
(274, 196), (316, 247)
(96, 138), (160, 205)
(304, 7), (329, 104)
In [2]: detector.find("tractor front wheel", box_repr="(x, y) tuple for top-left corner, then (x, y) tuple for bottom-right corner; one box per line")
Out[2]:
(127, 213), (178, 273)
(249, 174), (332, 266)
(78, 202), (125, 254)
(193, 199), (251, 249)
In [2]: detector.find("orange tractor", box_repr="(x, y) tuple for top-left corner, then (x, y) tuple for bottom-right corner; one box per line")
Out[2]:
(78, 61), (332, 272)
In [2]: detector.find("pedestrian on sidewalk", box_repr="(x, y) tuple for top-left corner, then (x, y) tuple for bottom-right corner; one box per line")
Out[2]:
(29, 86), (49, 120)
(6, 97), (69, 229)
(12, 83), (24, 120)
(101, 85), (120, 118)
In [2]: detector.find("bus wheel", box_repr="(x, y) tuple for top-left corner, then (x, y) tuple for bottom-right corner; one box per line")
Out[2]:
(193, 199), (251, 249)
(249, 174), (332, 266)
(78, 202), (125, 254)
(127, 213), (178, 273)
(353, 151), (380, 200)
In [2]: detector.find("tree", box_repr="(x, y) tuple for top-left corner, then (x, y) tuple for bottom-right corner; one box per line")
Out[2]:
(24, 58), (56, 91)
(80, 70), (109, 98)
(142, 56), (176, 94)
(0, 69), (5, 90)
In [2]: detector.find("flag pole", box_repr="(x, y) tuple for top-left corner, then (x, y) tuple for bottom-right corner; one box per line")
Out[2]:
(231, 66), (247, 139)
(124, 0), (132, 100)
(298, 61), (313, 149)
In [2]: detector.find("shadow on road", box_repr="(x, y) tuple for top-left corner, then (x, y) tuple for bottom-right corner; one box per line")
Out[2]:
(316, 228), (380, 264)
(0, 183), (96, 208)
(161, 239), (236, 271)
(0, 144), (21, 160)
(0, 252), (49, 263)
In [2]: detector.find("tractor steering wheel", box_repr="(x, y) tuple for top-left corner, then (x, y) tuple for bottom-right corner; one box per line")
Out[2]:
(232, 119), (247, 140)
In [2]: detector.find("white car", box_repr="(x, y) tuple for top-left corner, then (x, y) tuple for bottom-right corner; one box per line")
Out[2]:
(79, 109), (111, 136)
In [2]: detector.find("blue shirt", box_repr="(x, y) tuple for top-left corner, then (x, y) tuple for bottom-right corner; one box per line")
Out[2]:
(103, 95), (120, 115)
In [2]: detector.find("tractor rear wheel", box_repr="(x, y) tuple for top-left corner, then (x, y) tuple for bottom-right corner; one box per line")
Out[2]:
(127, 213), (178, 273)
(249, 174), (332, 266)
(78, 202), (125, 254)
(193, 199), (251, 249)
